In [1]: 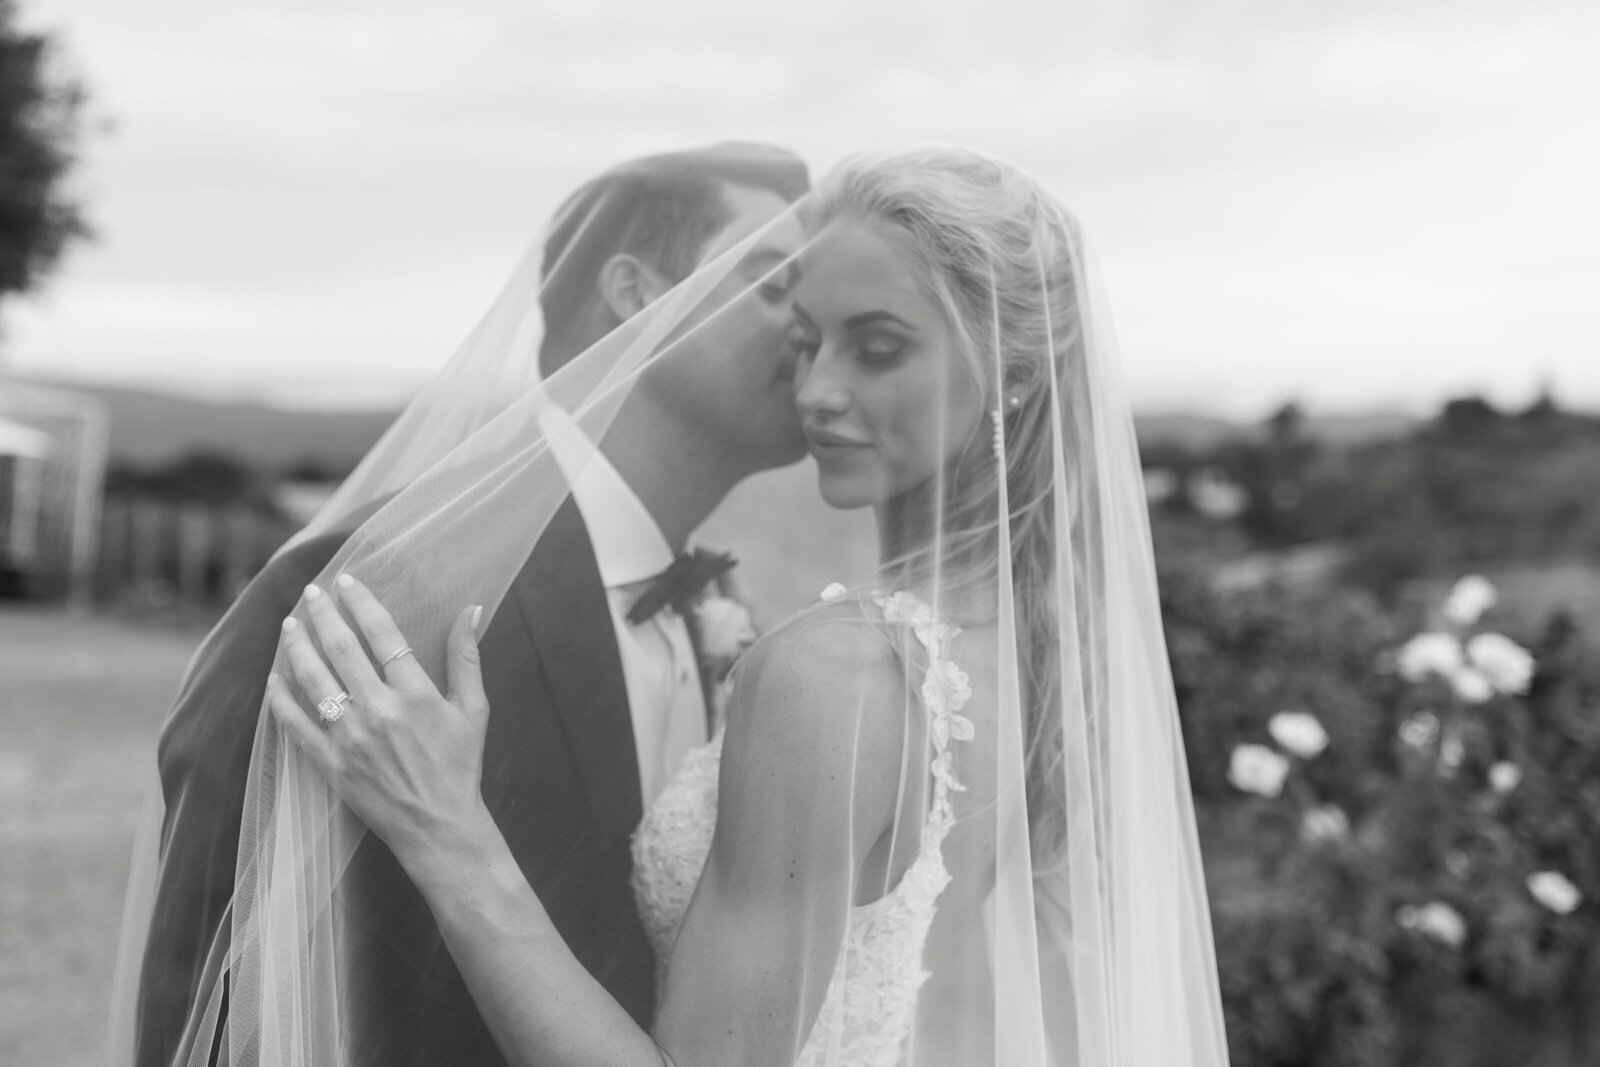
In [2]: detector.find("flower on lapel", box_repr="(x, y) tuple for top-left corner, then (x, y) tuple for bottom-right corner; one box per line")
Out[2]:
(695, 595), (758, 664)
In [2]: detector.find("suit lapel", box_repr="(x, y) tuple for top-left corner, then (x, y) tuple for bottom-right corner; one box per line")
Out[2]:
(504, 497), (643, 841)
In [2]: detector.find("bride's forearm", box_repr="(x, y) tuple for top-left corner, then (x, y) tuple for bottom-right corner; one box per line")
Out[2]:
(401, 814), (666, 1067)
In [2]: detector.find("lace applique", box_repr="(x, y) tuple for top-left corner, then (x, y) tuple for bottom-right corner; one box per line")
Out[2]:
(631, 589), (969, 1067)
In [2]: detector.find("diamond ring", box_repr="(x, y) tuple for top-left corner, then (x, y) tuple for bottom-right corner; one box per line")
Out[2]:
(317, 691), (353, 725)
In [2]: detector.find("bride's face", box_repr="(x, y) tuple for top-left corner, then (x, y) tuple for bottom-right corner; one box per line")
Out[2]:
(791, 217), (985, 510)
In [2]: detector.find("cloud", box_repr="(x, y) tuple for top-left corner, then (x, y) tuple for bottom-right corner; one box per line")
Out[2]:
(8, 0), (1598, 414)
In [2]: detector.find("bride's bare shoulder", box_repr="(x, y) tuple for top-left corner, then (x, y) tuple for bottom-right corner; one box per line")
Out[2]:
(717, 595), (912, 827)
(725, 595), (909, 749)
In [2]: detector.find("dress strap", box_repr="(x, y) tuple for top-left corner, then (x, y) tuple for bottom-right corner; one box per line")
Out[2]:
(868, 590), (973, 849)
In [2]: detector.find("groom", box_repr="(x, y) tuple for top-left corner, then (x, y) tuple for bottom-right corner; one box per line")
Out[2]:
(134, 143), (810, 1066)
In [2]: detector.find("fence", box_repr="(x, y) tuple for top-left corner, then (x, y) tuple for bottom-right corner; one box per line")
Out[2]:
(93, 497), (297, 614)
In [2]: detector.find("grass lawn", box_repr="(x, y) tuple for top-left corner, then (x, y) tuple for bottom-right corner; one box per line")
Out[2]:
(0, 607), (202, 1067)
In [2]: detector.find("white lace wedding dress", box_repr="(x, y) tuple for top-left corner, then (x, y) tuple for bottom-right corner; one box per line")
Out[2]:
(631, 590), (972, 1067)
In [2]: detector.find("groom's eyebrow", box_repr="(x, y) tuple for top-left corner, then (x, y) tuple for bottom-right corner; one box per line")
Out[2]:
(740, 247), (801, 293)
(738, 246), (792, 275)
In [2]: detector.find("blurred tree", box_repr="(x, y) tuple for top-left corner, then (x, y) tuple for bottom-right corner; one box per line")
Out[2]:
(0, 0), (88, 317)
(106, 451), (265, 506)
(1222, 400), (1323, 546)
(1438, 395), (1501, 437)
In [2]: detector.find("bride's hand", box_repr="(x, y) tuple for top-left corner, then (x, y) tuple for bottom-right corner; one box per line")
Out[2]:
(266, 575), (497, 874)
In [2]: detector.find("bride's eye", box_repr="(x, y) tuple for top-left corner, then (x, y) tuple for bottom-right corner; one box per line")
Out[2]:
(856, 336), (906, 366)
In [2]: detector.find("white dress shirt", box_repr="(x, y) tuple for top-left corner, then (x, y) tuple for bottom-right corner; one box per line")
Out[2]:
(535, 401), (709, 805)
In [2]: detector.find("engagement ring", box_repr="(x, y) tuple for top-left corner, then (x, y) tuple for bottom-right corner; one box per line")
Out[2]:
(317, 691), (353, 725)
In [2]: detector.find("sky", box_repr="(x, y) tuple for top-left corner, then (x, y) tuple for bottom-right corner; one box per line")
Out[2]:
(4, 0), (1598, 418)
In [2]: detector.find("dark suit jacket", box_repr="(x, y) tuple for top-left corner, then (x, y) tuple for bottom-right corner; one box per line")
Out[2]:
(134, 498), (655, 1066)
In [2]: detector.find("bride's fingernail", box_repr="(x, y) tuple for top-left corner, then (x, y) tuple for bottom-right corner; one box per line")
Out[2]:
(336, 574), (356, 589)
(470, 605), (484, 634)
(267, 671), (279, 687)
(303, 583), (322, 601)
(282, 616), (298, 633)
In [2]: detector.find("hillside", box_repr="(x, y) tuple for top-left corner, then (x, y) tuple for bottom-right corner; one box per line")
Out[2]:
(11, 377), (399, 470)
(9, 376), (1419, 471)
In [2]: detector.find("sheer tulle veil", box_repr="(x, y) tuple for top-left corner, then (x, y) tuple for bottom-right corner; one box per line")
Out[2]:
(109, 145), (1229, 1066)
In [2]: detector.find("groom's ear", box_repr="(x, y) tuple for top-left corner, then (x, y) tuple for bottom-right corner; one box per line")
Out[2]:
(597, 253), (671, 322)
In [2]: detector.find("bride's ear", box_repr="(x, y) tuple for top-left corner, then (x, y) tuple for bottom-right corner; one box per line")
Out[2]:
(597, 253), (671, 321)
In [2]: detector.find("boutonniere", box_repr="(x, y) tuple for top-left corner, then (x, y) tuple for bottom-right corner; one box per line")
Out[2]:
(691, 593), (760, 731)
(693, 594), (759, 681)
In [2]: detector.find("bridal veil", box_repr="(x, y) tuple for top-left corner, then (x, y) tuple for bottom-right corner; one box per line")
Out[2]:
(110, 144), (1229, 1066)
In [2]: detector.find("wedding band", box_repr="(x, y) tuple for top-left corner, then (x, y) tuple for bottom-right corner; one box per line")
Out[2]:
(380, 645), (414, 667)
(316, 691), (353, 725)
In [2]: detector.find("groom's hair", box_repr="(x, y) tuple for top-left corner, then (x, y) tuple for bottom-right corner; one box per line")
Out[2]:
(537, 142), (809, 369)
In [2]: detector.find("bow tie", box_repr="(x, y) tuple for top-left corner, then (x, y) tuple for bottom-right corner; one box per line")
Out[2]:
(626, 548), (737, 625)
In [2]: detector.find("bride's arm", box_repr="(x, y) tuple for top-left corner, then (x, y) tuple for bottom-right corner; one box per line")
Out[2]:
(653, 617), (909, 1062)
(270, 579), (906, 1067)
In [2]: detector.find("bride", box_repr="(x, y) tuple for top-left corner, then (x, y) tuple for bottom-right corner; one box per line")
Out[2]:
(259, 146), (1228, 1066)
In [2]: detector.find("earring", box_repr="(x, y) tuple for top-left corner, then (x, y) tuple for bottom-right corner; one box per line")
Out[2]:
(1007, 394), (1023, 411)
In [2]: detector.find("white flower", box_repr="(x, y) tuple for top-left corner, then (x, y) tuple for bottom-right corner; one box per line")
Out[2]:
(819, 582), (848, 602)
(1443, 574), (1498, 628)
(1488, 760), (1522, 794)
(1397, 632), (1464, 683)
(1300, 804), (1349, 843)
(1438, 729), (1466, 775)
(1227, 744), (1291, 798)
(695, 596), (758, 662)
(1269, 710), (1329, 759)
(1448, 666), (1494, 704)
(1399, 711), (1441, 749)
(1397, 901), (1467, 948)
(1528, 871), (1582, 915)
(1466, 632), (1535, 695)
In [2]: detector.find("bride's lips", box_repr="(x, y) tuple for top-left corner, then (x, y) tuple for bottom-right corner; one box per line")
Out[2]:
(804, 426), (870, 458)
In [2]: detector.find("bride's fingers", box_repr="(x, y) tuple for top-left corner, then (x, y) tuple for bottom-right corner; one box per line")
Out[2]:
(265, 671), (338, 773)
(445, 604), (489, 728)
(280, 616), (350, 714)
(332, 574), (432, 694)
(300, 583), (384, 703)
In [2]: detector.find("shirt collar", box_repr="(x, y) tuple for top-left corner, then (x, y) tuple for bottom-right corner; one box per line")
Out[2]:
(534, 398), (676, 590)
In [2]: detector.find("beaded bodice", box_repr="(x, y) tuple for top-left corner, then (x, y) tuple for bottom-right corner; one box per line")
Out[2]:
(630, 590), (971, 1066)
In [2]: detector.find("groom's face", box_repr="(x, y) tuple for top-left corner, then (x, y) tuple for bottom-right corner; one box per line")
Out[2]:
(645, 183), (809, 469)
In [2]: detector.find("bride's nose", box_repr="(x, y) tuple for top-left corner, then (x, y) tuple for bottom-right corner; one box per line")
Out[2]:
(793, 346), (850, 419)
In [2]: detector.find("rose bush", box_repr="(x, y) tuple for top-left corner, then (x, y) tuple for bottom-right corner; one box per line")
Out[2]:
(1162, 566), (1600, 1066)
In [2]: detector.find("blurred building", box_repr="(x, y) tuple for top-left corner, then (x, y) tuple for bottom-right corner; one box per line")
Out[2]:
(0, 381), (109, 601)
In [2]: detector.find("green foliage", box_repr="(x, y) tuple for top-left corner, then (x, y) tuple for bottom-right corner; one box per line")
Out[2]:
(0, 0), (87, 305)
(1165, 572), (1600, 1065)
(1163, 395), (1600, 600)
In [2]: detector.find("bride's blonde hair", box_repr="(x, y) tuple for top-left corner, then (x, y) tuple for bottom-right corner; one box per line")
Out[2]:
(811, 147), (1099, 870)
